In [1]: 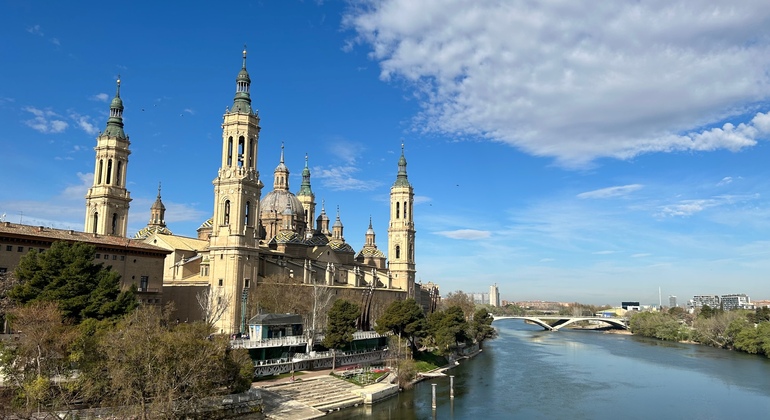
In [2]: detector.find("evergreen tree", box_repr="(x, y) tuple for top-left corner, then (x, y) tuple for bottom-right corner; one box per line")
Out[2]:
(375, 298), (427, 357)
(428, 306), (468, 355)
(470, 308), (497, 345)
(9, 241), (136, 324)
(323, 299), (360, 370)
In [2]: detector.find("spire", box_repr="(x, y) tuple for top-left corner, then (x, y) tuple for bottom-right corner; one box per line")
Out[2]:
(316, 199), (330, 235)
(298, 153), (313, 196)
(231, 45), (253, 114)
(273, 143), (289, 191)
(332, 205), (344, 240)
(150, 182), (166, 225)
(393, 142), (410, 187)
(103, 76), (126, 138)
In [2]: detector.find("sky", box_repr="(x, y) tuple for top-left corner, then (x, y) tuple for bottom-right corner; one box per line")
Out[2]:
(2, 0), (770, 306)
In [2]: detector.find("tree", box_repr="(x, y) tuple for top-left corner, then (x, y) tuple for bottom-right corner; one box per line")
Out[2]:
(441, 291), (476, 320)
(9, 241), (136, 324)
(197, 286), (231, 330)
(375, 298), (427, 358)
(470, 308), (497, 345)
(0, 302), (78, 415)
(323, 299), (360, 370)
(428, 306), (469, 355)
(79, 305), (253, 419)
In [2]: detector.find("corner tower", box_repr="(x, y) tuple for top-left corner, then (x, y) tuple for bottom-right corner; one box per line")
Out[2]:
(84, 77), (132, 236)
(209, 47), (263, 334)
(388, 144), (416, 296)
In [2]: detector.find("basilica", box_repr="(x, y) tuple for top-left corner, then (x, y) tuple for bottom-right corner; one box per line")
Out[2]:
(82, 48), (421, 334)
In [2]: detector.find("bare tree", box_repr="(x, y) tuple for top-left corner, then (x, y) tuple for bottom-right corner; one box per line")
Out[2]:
(307, 281), (335, 352)
(196, 286), (231, 331)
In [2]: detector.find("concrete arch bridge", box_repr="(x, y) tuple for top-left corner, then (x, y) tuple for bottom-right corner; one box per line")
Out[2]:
(493, 315), (628, 331)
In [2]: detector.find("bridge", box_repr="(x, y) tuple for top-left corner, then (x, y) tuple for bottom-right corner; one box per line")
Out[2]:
(493, 315), (628, 331)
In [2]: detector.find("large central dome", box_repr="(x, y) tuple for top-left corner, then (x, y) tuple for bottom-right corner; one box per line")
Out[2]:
(260, 190), (305, 219)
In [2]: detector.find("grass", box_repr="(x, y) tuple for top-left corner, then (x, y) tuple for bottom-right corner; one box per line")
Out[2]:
(414, 351), (448, 372)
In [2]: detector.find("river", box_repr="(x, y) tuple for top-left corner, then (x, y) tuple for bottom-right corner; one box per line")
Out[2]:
(326, 318), (770, 419)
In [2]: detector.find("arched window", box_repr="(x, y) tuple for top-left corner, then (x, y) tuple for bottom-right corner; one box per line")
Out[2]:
(111, 213), (118, 235)
(396, 202), (400, 219)
(98, 160), (103, 184)
(395, 245), (401, 259)
(404, 201), (408, 219)
(238, 136), (245, 167)
(116, 161), (123, 186)
(245, 201), (251, 226)
(106, 159), (113, 184)
(93, 212), (99, 233)
(249, 138), (255, 168)
(224, 200), (230, 225)
(227, 137), (233, 166)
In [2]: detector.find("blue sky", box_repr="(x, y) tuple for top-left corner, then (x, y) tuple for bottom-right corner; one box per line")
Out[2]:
(2, 0), (770, 306)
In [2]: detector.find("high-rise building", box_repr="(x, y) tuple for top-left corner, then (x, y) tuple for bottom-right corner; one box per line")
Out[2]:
(490, 283), (500, 307)
(669, 295), (677, 308)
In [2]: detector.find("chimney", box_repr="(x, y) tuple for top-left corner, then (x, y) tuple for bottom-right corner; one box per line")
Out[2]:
(38, 226), (44, 232)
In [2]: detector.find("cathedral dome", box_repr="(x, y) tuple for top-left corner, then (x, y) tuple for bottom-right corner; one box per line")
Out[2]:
(260, 190), (305, 221)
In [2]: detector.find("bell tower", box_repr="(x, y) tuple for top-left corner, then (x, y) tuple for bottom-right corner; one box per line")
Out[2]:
(84, 77), (131, 237)
(388, 144), (416, 296)
(209, 46), (263, 334)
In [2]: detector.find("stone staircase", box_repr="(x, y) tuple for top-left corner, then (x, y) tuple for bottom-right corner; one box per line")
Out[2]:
(262, 375), (364, 412)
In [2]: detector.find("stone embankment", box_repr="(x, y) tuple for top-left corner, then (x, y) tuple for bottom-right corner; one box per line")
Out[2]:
(256, 371), (398, 420)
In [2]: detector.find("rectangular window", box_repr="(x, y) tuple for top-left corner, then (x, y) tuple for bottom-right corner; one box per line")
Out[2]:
(140, 276), (149, 290)
(5, 245), (11, 251)
(244, 278), (250, 289)
(120, 255), (125, 261)
(39, 248), (45, 253)
(95, 254), (101, 259)
(104, 254), (109, 260)
(0, 267), (7, 274)
(112, 255), (117, 260)
(17, 246), (23, 252)
(218, 278), (224, 287)
(29, 247), (34, 252)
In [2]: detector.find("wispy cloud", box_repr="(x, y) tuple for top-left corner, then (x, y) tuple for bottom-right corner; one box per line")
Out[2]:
(578, 184), (643, 199)
(27, 25), (43, 36)
(716, 176), (734, 186)
(631, 253), (651, 258)
(23, 106), (68, 134)
(434, 229), (491, 240)
(51, 38), (60, 46)
(313, 165), (380, 191)
(183, 108), (195, 115)
(91, 93), (109, 102)
(344, 1), (770, 167)
(70, 112), (99, 135)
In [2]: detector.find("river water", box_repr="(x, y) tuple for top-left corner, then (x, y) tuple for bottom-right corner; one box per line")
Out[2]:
(327, 318), (770, 419)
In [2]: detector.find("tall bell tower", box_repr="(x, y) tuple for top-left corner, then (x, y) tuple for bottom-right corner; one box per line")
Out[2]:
(84, 77), (131, 237)
(209, 47), (263, 334)
(388, 144), (416, 296)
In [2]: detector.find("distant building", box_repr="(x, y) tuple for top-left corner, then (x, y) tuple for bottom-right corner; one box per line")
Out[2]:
(689, 295), (720, 310)
(489, 283), (500, 307)
(669, 295), (677, 308)
(720, 294), (753, 311)
(621, 301), (641, 311)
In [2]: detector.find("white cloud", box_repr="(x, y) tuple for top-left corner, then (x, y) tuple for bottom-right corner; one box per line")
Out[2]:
(344, 1), (770, 166)
(23, 106), (68, 134)
(716, 177), (733, 186)
(631, 253), (651, 258)
(578, 184), (643, 199)
(70, 112), (99, 135)
(434, 229), (491, 240)
(27, 25), (43, 36)
(51, 38), (60, 46)
(183, 108), (195, 115)
(91, 93), (109, 102)
(656, 194), (757, 218)
(313, 165), (380, 191)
